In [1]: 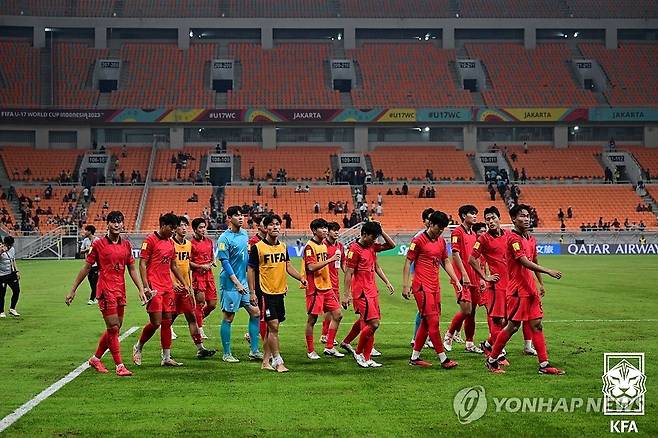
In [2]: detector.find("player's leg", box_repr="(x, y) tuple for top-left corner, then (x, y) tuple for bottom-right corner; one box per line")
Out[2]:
(486, 319), (519, 373)
(221, 311), (238, 362)
(411, 311), (422, 345)
(445, 299), (471, 351)
(0, 281), (7, 316)
(267, 319), (288, 372)
(133, 304), (162, 365)
(463, 295), (482, 353)
(6, 277), (20, 316)
(528, 299), (564, 375)
(194, 290), (207, 338)
(522, 321), (537, 355)
(160, 303), (181, 366)
(321, 312), (331, 342)
(305, 293), (321, 359)
(245, 304), (262, 359)
(355, 296), (381, 366)
(324, 308), (343, 355)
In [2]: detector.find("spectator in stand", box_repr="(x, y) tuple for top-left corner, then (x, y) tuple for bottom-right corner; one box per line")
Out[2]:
(314, 202), (320, 214)
(273, 186), (277, 199)
(386, 188), (393, 196)
(608, 137), (616, 152)
(102, 201), (109, 210)
(580, 223), (586, 231)
(343, 215), (349, 228)
(402, 182), (408, 196)
(520, 168), (527, 183)
(187, 193), (198, 202)
(513, 168), (519, 181)
(557, 208), (565, 220)
(624, 218), (630, 230)
(510, 152), (517, 162)
(375, 204), (383, 216)
(489, 185), (496, 201)
(418, 186), (426, 198)
(567, 206), (573, 219)
(282, 212), (292, 229)
(639, 221), (646, 231)
(377, 192), (383, 205)
(249, 165), (255, 182)
(523, 142), (528, 154)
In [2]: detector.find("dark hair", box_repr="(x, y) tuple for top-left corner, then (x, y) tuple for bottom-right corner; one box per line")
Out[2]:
(328, 221), (340, 232)
(84, 225), (96, 234)
(253, 214), (263, 225)
(483, 206), (501, 219)
(428, 211), (449, 228)
(458, 205), (478, 220)
(191, 217), (206, 230)
(3, 236), (14, 246)
(106, 210), (124, 224)
(310, 218), (328, 231)
(262, 214), (282, 227)
(159, 213), (180, 227)
(509, 204), (532, 219)
(473, 222), (487, 233)
(361, 221), (382, 237)
(178, 216), (189, 225)
(226, 205), (242, 217)
(422, 208), (435, 222)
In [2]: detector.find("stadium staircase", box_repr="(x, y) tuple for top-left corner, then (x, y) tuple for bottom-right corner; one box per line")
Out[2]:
(328, 0), (340, 17)
(364, 155), (374, 175)
(20, 225), (78, 259)
(40, 47), (52, 106)
(133, 138), (158, 231)
(113, 0), (124, 17)
(449, 0), (460, 16)
(641, 192), (658, 219)
(232, 154), (241, 182)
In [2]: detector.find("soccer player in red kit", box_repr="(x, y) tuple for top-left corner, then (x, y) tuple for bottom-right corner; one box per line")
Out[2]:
(133, 213), (190, 367)
(190, 217), (218, 341)
(402, 211), (460, 369)
(341, 221), (395, 368)
(66, 211), (146, 377)
(485, 204), (564, 375)
(320, 221), (344, 344)
(444, 205), (483, 354)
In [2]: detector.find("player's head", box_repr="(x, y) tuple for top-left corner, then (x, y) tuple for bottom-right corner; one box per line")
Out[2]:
(106, 210), (125, 235)
(3, 236), (14, 248)
(192, 217), (207, 237)
(262, 214), (282, 239)
(473, 222), (487, 236)
(159, 213), (180, 238)
(84, 224), (96, 238)
(310, 218), (329, 240)
(253, 214), (265, 235)
(226, 205), (244, 229)
(483, 206), (501, 231)
(327, 221), (340, 242)
(422, 208), (435, 228)
(509, 204), (532, 231)
(360, 221), (382, 246)
(176, 215), (189, 238)
(427, 211), (449, 236)
(458, 205), (478, 225)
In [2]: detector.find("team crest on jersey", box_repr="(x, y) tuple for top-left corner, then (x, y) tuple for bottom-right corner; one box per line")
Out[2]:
(347, 251), (353, 259)
(141, 242), (148, 250)
(512, 242), (521, 251)
(409, 242), (416, 250)
(452, 236), (459, 244)
(218, 242), (226, 250)
(306, 249), (312, 257)
(473, 241), (480, 249)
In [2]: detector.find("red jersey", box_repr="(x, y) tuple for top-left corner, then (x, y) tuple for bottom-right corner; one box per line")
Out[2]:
(248, 233), (263, 251)
(345, 241), (385, 298)
(191, 236), (214, 279)
(140, 231), (175, 292)
(451, 224), (477, 283)
(507, 230), (538, 298)
(472, 229), (509, 292)
(406, 231), (448, 293)
(324, 238), (344, 292)
(86, 236), (134, 297)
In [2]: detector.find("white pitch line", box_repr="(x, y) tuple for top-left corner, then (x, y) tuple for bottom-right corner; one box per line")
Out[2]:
(0, 326), (139, 433)
(174, 318), (658, 329)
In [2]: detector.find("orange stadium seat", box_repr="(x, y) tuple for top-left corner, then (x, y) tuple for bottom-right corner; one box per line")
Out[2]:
(0, 198), (16, 231)
(622, 146), (658, 175)
(566, 0), (657, 18)
(122, 0), (332, 18)
(519, 185), (657, 230)
(466, 43), (598, 107)
(16, 186), (79, 233)
(339, 0), (451, 17)
(506, 146), (603, 180)
(88, 186), (143, 231)
(53, 42), (109, 108)
(227, 43), (341, 108)
(108, 147), (151, 180)
(459, 0), (563, 17)
(141, 186), (214, 231)
(645, 185), (658, 205)
(347, 43), (473, 107)
(579, 43), (658, 107)
(0, 147), (83, 182)
(153, 147), (209, 182)
(0, 40), (40, 107)
(367, 185), (507, 232)
(367, 146), (475, 181)
(230, 146), (339, 181)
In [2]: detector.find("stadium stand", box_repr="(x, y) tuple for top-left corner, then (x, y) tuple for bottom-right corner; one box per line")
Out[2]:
(108, 147), (151, 182)
(225, 0), (333, 17)
(505, 146), (604, 180)
(153, 147), (208, 182)
(16, 186), (79, 233)
(339, 0), (451, 17)
(459, 0), (563, 17)
(366, 185), (508, 232)
(224, 186), (354, 231)
(565, 0), (658, 18)
(87, 186), (142, 231)
(578, 43), (658, 107)
(519, 185), (656, 229)
(227, 43), (341, 108)
(646, 185), (658, 205)
(367, 146), (475, 181)
(0, 198), (16, 231)
(141, 186), (214, 231)
(0, 40), (40, 108)
(0, 147), (82, 182)
(622, 146), (658, 177)
(53, 42), (109, 108)
(230, 146), (339, 181)
(465, 43), (599, 107)
(110, 43), (216, 107)
(0, 0), (116, 17)
(348, 43), (473, 107)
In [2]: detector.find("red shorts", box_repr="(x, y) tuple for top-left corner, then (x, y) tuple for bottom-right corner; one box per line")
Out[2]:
(485, 285), (507, 319)
(146, 289), (176, 314)
(453, 283), (481, 305)
(98, 291), (126, 317)
(194, 275), (217, 301)
(412, 287), (441, 317)
(175, 292), (195, 315)
(354, 293), (381, 322)
(306, 290), (341, 316)
(506, 294), (543, 322)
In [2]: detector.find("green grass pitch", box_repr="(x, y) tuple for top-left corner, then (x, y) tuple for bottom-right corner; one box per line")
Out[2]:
(0, 256), (656, 437)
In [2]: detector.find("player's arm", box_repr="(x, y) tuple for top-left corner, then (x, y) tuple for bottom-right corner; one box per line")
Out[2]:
(306, 249), (338, 272)
(532, 251), (546, 294)
(65, 262), (92, 305)
(170, 259), (191, 293)
(442, 256), (462, 291)
(468, 255), (499, 283)
(402, 257), (413, 300)
(221, 257), (247, 294)
(375, 261), (394, 295)
(342, 267), (354, 308)
(378, 228), (395, 251)
(286, 260), (305, 284)
(247, 244), (259, 304)
(517, 256), (562, 280)
(127, 262), (147, 304)
(451, 250), (470, 286)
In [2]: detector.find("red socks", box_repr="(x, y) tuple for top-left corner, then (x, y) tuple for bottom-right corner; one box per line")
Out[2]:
(95, 331), (109, 358)
(107, 326), (122, 365)
(326, 328), (338, 349)
(490, 327), (513, 359)
(448, 312), (466, 336)
(195, 305), (204, 328)
(531, 328), (549, 363)
(356, 324), (374, 356)
(160, 318), (172, 349)
(192, 332), (202, 345)
(305, 335), (314, 353)
(138, 322), (158, 345)
(522, 321), (533, 341)
(259, 319), (267, 340)
(413, 319), (428, 351)
(363, 332), (375, 360)
(426, 314), (445, 354)
(203, 304), (213, 318)
(487, 317), (503, 346)
(321, 318), (330, 337)
(464, 313), (476, 342)
(342, 319), (362, 345)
